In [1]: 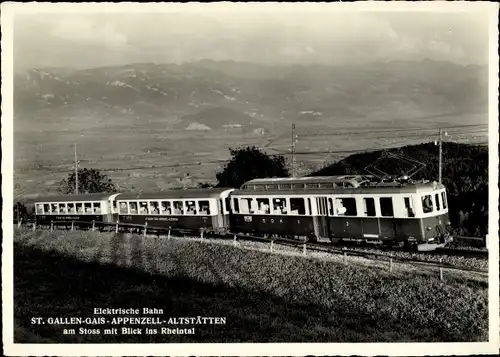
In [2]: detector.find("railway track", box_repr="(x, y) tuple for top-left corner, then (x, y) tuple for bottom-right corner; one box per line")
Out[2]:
(15, 220), (489, 277)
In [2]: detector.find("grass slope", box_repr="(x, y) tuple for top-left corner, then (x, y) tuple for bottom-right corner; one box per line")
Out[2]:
(14, 230), (487, 343)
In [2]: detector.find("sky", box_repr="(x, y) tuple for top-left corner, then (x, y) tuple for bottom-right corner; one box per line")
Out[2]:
(12, 4), (492, 71)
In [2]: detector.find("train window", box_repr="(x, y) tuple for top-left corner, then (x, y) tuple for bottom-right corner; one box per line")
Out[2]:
(422, 195), (433, 213)
(404, 197), (415, 217)
(441, 192), (448, 209)
(51, 203), (58, 214)
(273, 198), (288, 214)
(173, 201), (184, 215)
(290, 198), (306, 215)
(198, 201), (210, 215)
(150, 201), (160, 215)
(363, 198), (376, 217)
(239, 198), (254, 214)
(36, 204), (44, 214)
(434, 193), (440, 211)
(186, 200), (197, 215)
(76, 203), (83, 213)
(138, 201), (149, 214)
(129, 202), (138, 214)
(335, 198), (357, 216)
(93, 202), (101, 213)
(160, 201), (171, 215)
(58, 203), (67, 214)
(380, 197), (394, 217)
(119, 202), (128, 214)
(232, 198), (240, 213)
(84, 203), (92, 213)
(328, 198), (334, 215)
(43, 204), (50, 213)
(67, 203), (75, 213)
(256, 198), (270, 214)
(308, 198), (312, 215)
(225, 197), (231, 213)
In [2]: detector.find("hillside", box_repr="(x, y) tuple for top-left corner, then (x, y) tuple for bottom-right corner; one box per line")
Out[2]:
(14, 59), (488, 132)
(310, 142), (489, 237)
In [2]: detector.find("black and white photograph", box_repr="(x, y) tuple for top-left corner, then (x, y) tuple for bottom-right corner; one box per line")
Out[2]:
(2, 2), (499, 356)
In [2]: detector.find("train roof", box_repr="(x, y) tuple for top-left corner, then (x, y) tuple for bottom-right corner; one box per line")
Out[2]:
(33, 192), (116, 203)
(238, 176), (445, 195)
(116, 188), (232, 200)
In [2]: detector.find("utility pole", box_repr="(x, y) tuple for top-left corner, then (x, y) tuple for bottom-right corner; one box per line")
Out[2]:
(75, 143), (79, 194)
(292, 124), (295, 177)
(438, 128), (442, 184)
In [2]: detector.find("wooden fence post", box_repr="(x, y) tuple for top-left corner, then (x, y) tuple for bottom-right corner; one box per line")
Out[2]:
(50, 221), (54, 232)
(92, 220), (96, 232)
(168, 226), (171, 240)
(439, 258), (444, 281)
(144, 222), (148, 237)
(233, 234), (237, 246)
(200, 228), (204, 240)
(270, 240), (274, 252)
(343, 252), (347, 265)
(32, 222), (36, 232)
(389, 258), (393, 272)
(17, 218), (22, 229)
(115, 221), (119, 233)
(302, 243), (307, 256)
(485, 234), (489, 250)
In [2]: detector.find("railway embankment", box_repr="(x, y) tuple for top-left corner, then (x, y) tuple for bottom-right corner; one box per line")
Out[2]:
(14, 229), (487, 342)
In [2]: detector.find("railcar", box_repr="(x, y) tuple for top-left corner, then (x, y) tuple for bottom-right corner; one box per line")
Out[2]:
(114, 188), (234, 234)
(33, 193), (120, 227)
(229, 175), (453, 250)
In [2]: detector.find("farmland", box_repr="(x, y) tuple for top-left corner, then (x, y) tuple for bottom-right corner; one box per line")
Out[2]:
(14, 229), (488, 343)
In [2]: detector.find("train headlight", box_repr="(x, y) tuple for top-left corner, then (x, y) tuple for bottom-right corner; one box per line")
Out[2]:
(426, 226), (432, 231)
(446, 221), (451, 226)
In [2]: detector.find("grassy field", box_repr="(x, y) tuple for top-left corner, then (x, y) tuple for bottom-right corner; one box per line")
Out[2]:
(13, 229), (488, 343)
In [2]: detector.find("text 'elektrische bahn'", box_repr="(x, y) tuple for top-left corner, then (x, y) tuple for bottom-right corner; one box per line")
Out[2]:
(33, 175), (453, 251)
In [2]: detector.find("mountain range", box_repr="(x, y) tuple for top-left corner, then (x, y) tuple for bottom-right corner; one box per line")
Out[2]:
(14, 59), (488, 133)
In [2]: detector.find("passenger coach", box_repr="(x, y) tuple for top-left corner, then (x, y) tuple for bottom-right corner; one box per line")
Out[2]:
(114, 188), (234, 234)
(33, 193), (119, 227)
(229, 175), (452, 250)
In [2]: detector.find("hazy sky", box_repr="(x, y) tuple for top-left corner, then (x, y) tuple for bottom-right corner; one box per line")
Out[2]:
(13, 6), (492, 71)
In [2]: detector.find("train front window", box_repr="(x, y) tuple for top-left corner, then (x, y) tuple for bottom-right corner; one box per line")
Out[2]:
(129, 202), (138, 214)
(36, 204), (44, 214)
(380, 197), (394, 217)
(422, 195), (433, 213)
(273, 198), (287, 214)
(363, 198), (376, 217)
(441, 192), (448, 209)
(328, 198), (334, 215)
(289, 198), (305, 215)
(435, 193), (440, 211)
(198, 201), (210, 215)
(94, 202), (101, 213)
(68, 203), (75, 213)
(335, 198), (357, 216)
(240, 198), (254, 214)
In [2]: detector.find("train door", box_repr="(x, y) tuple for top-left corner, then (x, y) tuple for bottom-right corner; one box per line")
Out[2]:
(107, 194), (120, 223)
(217, 199), (225, 229)
(315, 197), (329, 239)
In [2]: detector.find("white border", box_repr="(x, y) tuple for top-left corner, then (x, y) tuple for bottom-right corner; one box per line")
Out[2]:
(2, 2), (499, 356)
